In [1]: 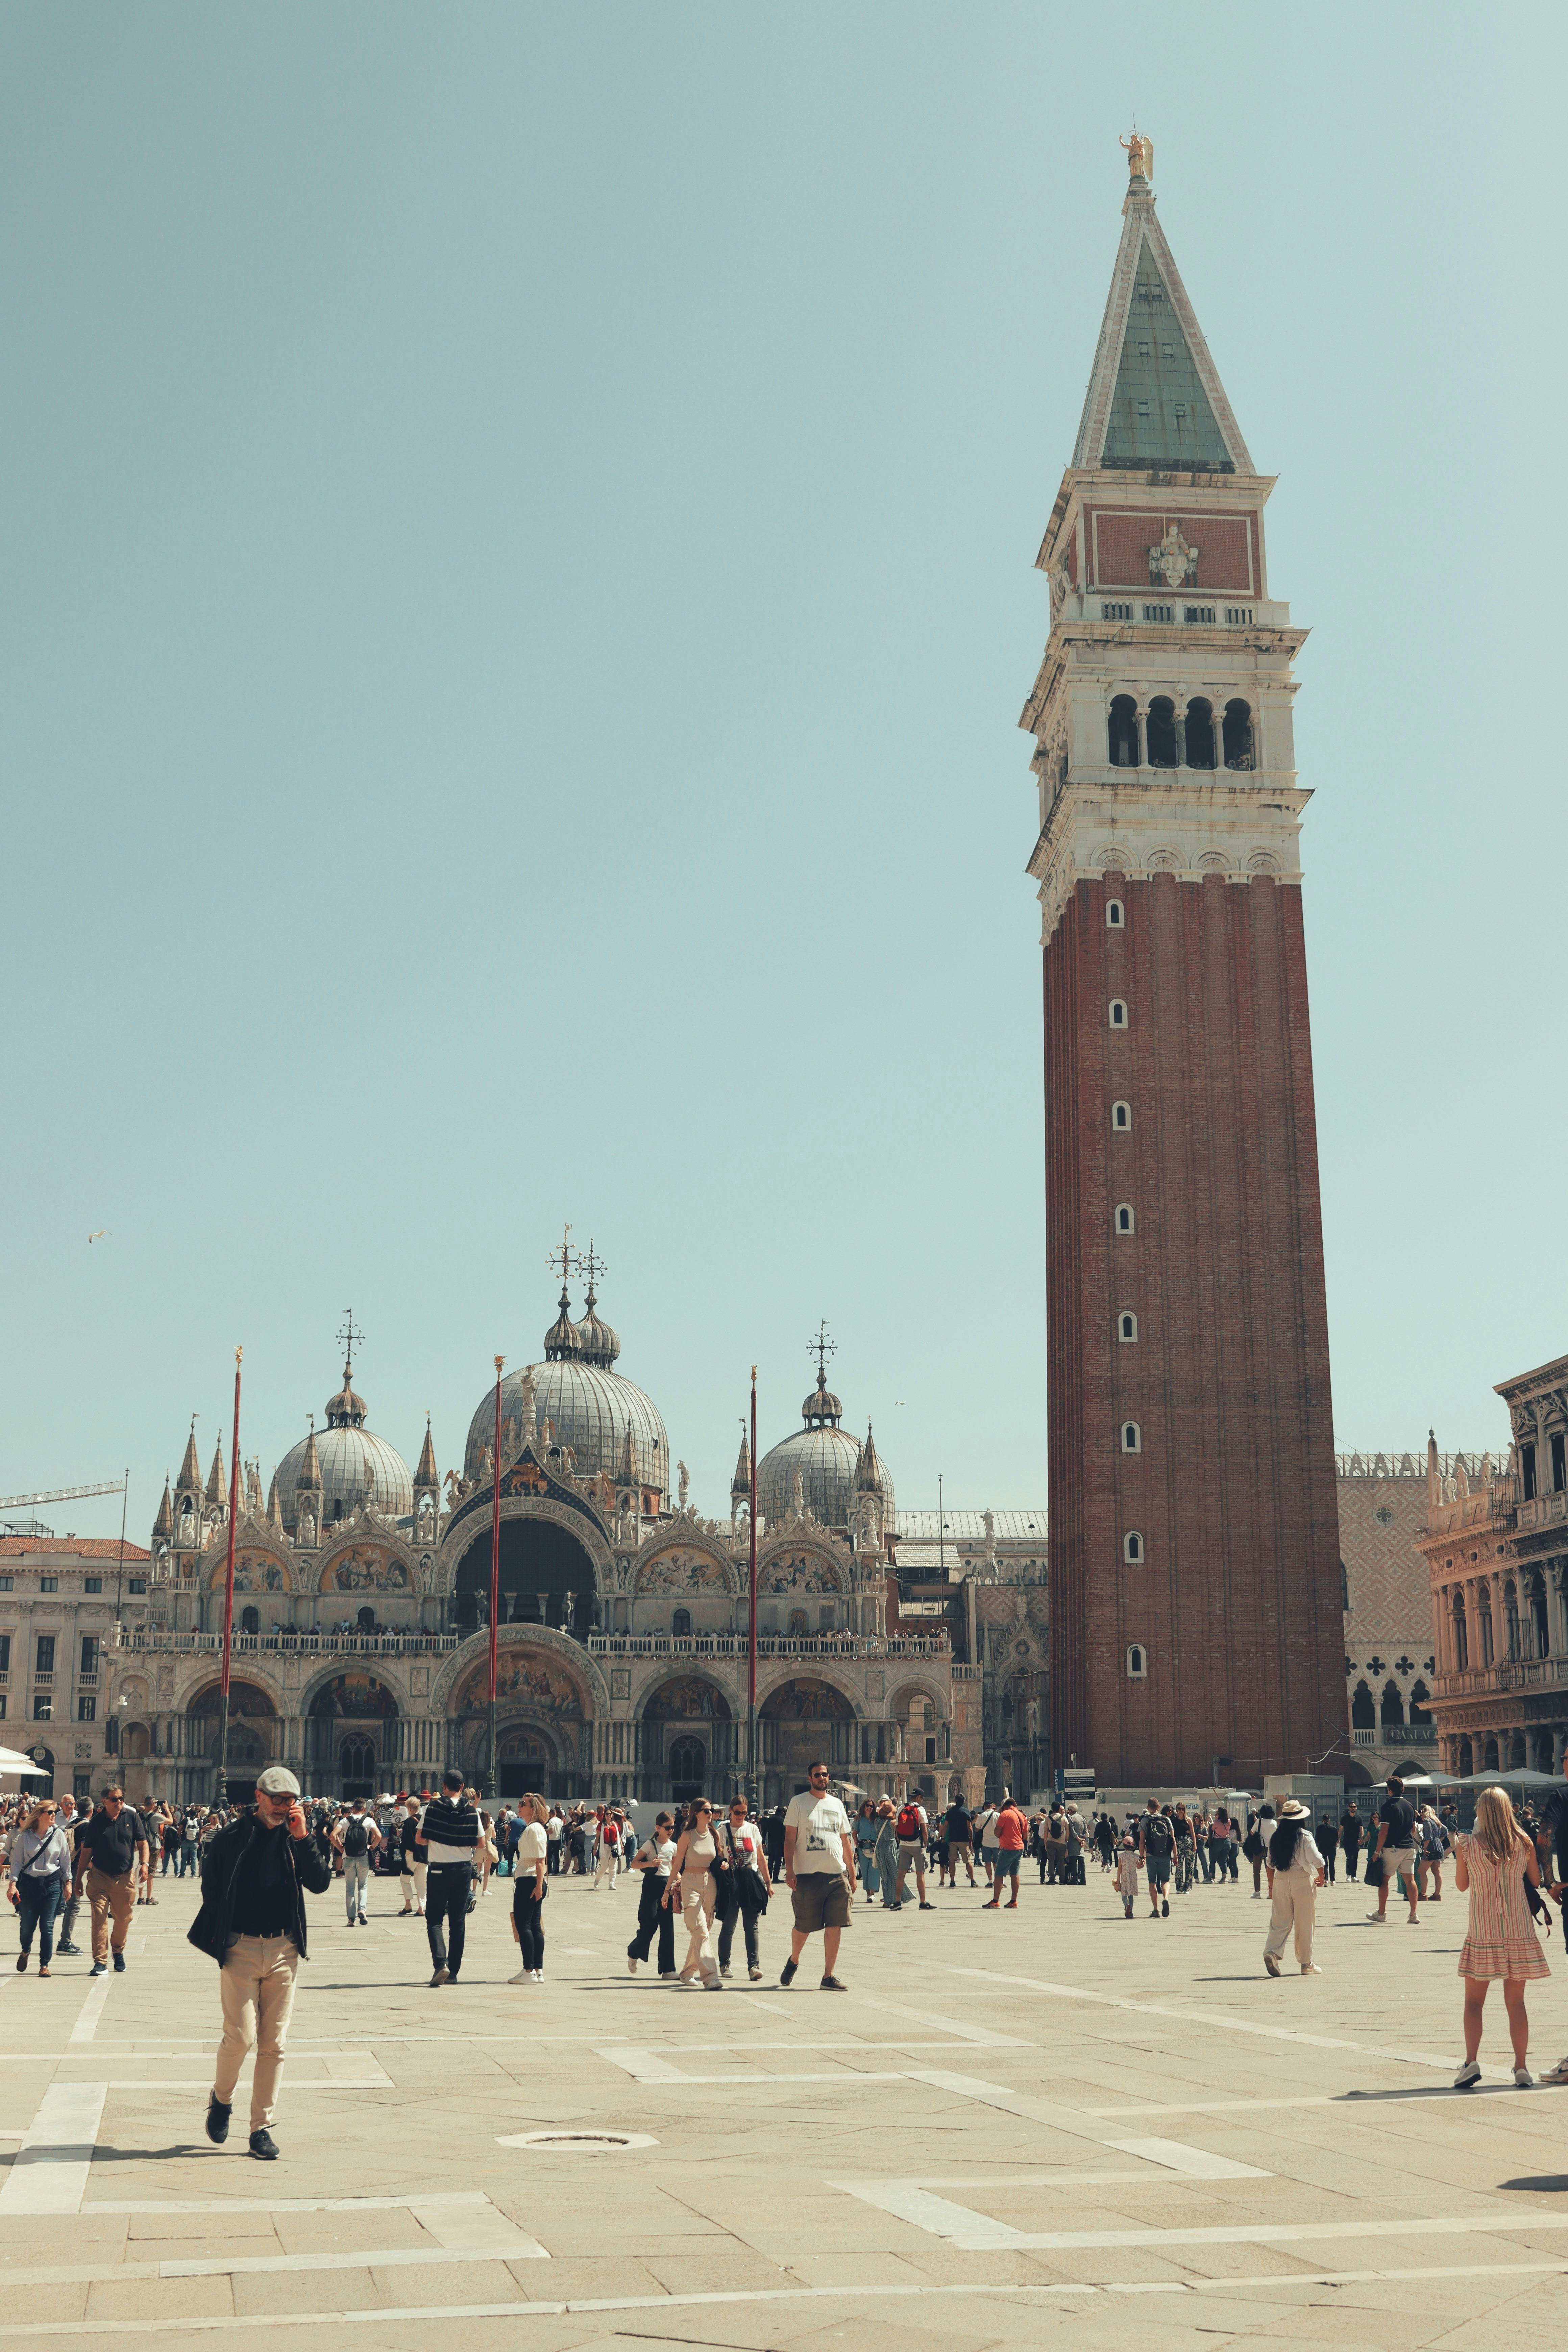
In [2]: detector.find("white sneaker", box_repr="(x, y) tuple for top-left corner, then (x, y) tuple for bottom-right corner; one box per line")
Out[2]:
(531, 1970), (543, 1983)
(1301, 1963), (1323, 1975)
(1516, 2066), (1535, 2088)
(1452, 2059), (1481, 2089)
(1539, 2055), (1568, 2085)
(1366, 1911), (1387, 1923)
(508, 1969), (533, 1985)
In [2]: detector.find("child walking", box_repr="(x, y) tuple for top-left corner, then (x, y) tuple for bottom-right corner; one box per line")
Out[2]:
(1453, 1786), (1548, 2089)
(1115, 1835), (1140, 1919)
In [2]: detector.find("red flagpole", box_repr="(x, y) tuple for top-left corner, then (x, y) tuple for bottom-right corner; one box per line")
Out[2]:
(216, 1347), (242, 1803)
(748, 1365), (758, 1803)
(487, 1354), (504, 1795)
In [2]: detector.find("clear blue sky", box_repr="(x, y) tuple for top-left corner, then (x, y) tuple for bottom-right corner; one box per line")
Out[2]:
(3, 4), (1561, 1542)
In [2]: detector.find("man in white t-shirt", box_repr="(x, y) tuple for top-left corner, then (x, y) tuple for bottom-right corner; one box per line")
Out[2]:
(780, 1762), (856, 1992)
(974, 1804), (999, 1890)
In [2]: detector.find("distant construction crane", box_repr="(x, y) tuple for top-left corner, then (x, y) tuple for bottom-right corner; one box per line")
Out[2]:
(0, 1481), (125, 1513)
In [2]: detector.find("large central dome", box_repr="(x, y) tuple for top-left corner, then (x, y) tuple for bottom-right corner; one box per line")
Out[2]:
(463, 1284), (668, 1498)
(756, 1369), (895, 1531)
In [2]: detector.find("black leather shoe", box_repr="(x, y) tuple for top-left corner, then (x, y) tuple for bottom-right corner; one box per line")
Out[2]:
(205, 2095), (231, 2145)
(249, 2128), (278, 2160)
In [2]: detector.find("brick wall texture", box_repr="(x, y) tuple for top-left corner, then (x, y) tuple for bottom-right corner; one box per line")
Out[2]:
(1043, 869), (1347, 1783)
(1087, 511), (1253, 593)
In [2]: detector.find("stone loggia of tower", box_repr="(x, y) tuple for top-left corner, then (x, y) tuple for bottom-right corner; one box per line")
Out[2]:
(1022, 141), (1346, 1787)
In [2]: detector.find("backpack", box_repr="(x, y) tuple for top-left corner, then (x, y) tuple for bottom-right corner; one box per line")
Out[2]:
(342, 1816), (369, 1859)
(896, 1804), (922, 1841)
(1142, 1814), (1173, 1856)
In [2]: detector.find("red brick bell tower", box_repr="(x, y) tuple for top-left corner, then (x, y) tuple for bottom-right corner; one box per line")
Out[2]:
(1023, 144), (1346, 1787)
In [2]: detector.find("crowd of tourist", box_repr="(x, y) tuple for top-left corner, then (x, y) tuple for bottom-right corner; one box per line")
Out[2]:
(7, 1759), (1568, 2157)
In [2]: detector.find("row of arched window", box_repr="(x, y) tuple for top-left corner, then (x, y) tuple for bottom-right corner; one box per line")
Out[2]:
(1107, 695), (1254, 770)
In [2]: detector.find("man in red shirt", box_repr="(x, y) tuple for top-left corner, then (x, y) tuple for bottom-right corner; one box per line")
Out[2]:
(983, 1794), (1027, 1910)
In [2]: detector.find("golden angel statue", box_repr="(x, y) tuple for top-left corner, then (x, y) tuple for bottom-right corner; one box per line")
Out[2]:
(1120, 131), (1153, 182)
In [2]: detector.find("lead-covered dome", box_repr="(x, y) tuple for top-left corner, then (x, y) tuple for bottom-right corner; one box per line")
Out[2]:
(756, 1371), (895, 1530)
(464, 1287), (667, 1497)
(273, 1362), (414, 1534)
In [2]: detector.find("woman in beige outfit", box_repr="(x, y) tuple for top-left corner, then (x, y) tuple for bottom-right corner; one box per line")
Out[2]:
(666, 1800), (723, 1991)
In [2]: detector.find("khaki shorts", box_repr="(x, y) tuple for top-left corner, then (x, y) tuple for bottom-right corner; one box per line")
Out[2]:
(791, 1872), (850, 1933)
(1382, 1846), (1417, 1881)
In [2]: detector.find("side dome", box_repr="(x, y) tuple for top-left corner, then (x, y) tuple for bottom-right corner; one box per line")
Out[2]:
(273, 1362), (413, 1532)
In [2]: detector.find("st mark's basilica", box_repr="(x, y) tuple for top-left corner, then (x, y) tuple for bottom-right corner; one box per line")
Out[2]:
(105, 1272), (1035, 1811)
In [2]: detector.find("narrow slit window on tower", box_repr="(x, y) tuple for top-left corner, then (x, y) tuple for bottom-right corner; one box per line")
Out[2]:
(1126, 1644), (1147, 1679)
(1105, 898), (1124, 928)
(1121, 1421), (1141, 1454)
(1116, 1204), (1134, 1233)
(1109, 999), (1128, 1029)
(1111, 1100), (1131, 1130)
(1119, 1312), (1138, 1342)
(1124, 1532), (1143, 1564)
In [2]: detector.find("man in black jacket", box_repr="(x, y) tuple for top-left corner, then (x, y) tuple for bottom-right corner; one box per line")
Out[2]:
(190, 1765), (332, 2160)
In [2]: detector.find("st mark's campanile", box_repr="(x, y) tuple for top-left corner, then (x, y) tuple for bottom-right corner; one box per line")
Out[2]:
(1021, 140), (1346, 1787)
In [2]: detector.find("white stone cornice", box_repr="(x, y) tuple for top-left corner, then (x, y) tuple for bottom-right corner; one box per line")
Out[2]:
(1030, 779), (1306, 946)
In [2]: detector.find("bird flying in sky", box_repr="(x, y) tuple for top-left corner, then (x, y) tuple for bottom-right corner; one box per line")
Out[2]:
(88, 1230), (107, 1244)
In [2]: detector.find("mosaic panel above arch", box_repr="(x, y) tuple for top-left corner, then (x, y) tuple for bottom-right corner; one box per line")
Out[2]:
(758, 1674), (858, 1722)
(455, 1644), (587, 1718)
(319, 1545), (413, 1596)
(757, 1546), (847, 1598)
(639, 1674), (733, 1722)
(635, 1545), (733, 1597)
(210, 1549), (293, 1595)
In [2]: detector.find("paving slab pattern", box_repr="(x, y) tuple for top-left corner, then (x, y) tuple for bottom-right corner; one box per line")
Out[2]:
(1, 1863), (1566, 2344)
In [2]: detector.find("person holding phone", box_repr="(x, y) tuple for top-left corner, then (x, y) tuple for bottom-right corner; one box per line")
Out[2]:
(188, 1765), (332, 2161)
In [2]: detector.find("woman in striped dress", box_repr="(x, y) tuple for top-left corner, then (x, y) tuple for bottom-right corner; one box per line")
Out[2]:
(1453, 1786), (1548, 2089)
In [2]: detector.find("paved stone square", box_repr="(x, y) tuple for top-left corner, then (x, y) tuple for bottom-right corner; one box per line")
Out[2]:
(3, 1861), (1568, 2346)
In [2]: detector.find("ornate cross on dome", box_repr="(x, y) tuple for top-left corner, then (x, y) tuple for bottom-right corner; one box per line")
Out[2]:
(808, 1320), (837, 1381)
(579, 1238), (606, 1298)
(545, 1224), (579, 1292)
(337, 1307), (364, 1373)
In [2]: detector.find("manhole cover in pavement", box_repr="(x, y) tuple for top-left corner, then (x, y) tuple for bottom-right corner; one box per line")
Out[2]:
(496, 2130), (658, 2151)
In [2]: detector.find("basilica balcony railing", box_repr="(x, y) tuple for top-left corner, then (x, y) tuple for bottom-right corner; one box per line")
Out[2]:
(110, 1630), (460, 1659)
(1433, 1658), (1568, 1701)
(587, 1633), (954, 1662)
(1518, 1491), (1568, 1537)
